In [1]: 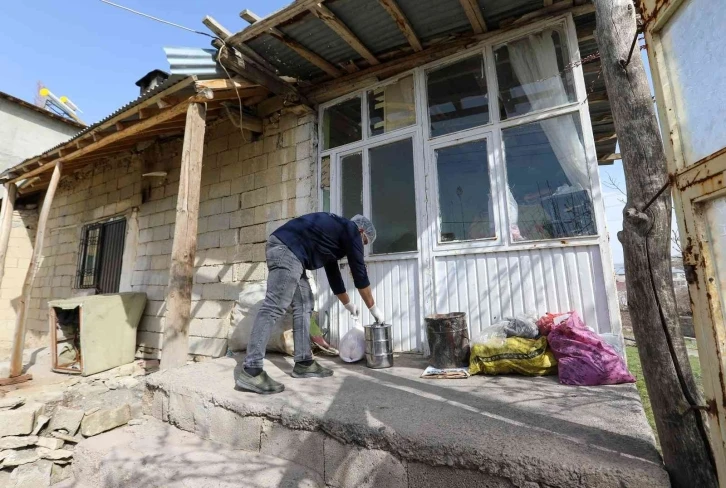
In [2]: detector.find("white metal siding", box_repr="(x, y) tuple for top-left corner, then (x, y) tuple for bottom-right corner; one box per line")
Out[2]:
(433, 245), (612, 339)
(316, 258), (421, 352)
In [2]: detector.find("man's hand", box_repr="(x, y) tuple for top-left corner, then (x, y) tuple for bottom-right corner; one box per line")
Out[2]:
(344, 301), (359, 318)
(369, 305), (384, 324)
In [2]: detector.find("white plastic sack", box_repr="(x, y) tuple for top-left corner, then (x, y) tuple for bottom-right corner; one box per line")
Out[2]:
(339, 324), (365, 363)
(228, 282), (294, 355)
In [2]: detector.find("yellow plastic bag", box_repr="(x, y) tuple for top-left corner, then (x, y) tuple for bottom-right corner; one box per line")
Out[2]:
(469, 336), (558, 376)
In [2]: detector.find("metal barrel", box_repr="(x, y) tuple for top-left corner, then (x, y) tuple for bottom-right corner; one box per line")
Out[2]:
(425, 312), (470, 369)
(364, 323), (393, 369)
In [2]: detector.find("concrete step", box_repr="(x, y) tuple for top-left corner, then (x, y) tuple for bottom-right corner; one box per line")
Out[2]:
(56, 417), (323, 488)
(144, 354), (671, 488)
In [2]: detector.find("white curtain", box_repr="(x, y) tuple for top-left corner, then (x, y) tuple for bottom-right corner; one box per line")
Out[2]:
(506, 30), (591, 236)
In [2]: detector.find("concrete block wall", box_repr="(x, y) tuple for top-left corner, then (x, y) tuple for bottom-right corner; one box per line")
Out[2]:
(0, 208), (37, 353)
(2, 111), (318, 359)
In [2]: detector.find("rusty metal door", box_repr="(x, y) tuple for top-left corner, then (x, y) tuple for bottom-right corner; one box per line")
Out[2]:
(640, 0), (726, 481)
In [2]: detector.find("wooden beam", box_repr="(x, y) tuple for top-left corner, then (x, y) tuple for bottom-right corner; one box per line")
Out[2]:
(598, 152), (620, 162)
(160, 103), (206, 370)
(229, 0), (321, 45)
(10, 98), (205, 185)
(544, 0), (554, 5)
(9, 162), (62, 378)
(202, 15), (232, 38)
(195, 79), (257, 91)
(213, 40), (312, 106)
(268, 28), (343, 77)
(378, 0), (422, 51)
(459, 0), (488, 34)
(210, 87), (270, 101)
(309, 4), (380, 66)
(240, 9), (262, 24)
(0, 183), (17, 286)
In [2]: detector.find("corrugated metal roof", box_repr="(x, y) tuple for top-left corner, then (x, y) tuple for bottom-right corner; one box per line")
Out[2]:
(325, 0), (409, 55)
(247, 34), (324, 80)
(397, 0), (471, 42)
(479, 0), (541, 28)
(3, 75), (194, 177)
(280, 12), (364, 65)
(165, 47), (225, 79)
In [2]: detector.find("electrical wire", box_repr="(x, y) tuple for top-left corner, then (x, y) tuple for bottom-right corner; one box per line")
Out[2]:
(99, 0), (249, 142)
(99, 0), (216, 38)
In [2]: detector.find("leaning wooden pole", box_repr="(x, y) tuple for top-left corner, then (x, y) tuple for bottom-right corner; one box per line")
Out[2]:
(9, 163), (62, 379)
(160, 103), (206, 369)
(0, 183), (18, 286)
(594, 1), (717, 486)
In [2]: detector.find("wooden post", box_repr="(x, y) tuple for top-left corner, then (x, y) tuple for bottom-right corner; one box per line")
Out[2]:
(160, 103), (206, 369)
(0, 183), (18, 286)
(595, 1), (718, 486)
(9, 163), (62, 379)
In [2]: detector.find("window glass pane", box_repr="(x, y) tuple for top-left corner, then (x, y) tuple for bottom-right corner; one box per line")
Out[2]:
(427, 55), (489, 137)
(503, 113), (595, 241)
(341, 153), (363, 218)
(661, 0), (726, 165)
(495, 28), (576, 120)
(81, 226), (101, 287)
(436, 140), (494, 242)
(369, 139), (417, 254)
(368, 76), (416, 137)
(321, 156), (331, 213)
(323, 97), (362, 150)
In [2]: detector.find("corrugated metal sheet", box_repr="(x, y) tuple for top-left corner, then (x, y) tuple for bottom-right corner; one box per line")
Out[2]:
(280, 12), (364, 65)
(164, 47), (225, 79)
(397, 0), (471, 42)
(2, 75), (194, 178)
(326, 0), (409, 55)
(479, 0), (541, 29)
(317, 257), (421, 352)
(433, 246), (611, 338)
(247, 34), (324, 80)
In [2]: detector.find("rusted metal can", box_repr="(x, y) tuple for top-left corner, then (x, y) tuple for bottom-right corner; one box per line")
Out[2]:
(425, 313), (470, 369)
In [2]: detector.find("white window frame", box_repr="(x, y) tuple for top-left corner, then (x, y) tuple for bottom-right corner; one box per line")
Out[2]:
(317, 14), (607, 256)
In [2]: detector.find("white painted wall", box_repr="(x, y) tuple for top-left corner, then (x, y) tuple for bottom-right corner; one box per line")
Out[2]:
(0, 98), (79, 172)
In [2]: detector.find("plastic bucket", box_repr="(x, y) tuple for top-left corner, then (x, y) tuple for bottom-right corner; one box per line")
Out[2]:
(364, 323), (393, 369)
(425, 312), (470, 369)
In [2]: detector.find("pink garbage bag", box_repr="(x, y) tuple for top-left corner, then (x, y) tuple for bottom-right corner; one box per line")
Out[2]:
(547, 312), (635, 386)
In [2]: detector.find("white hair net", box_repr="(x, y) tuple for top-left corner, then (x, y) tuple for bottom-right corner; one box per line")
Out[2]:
(351, 215), (376, 245)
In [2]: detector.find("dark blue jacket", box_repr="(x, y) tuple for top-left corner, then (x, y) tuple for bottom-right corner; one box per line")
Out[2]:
(272, 213), (370, 295)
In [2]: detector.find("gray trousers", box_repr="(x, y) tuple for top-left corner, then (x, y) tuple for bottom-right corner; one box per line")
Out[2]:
(244, 235), (314, 369)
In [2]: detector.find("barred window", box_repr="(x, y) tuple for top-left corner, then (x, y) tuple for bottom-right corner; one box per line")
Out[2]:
(75, 219), (127, 293)
(76, 224), (102, 289)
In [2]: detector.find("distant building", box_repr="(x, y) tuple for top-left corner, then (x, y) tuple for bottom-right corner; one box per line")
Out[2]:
(0, 90), (84, 175)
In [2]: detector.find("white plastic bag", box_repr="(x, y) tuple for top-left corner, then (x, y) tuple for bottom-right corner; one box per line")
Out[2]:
(339, 323), (365, 363)
(228, 282), (294, 355)
(471, 324), (507, 348)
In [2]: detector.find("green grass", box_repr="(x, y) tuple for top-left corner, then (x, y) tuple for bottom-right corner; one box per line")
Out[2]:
(626, 344), (703, 446)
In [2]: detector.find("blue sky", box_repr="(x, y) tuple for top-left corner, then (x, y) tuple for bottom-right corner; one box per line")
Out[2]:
(0, 2), (668, 264)
(0, 0), (289, 123)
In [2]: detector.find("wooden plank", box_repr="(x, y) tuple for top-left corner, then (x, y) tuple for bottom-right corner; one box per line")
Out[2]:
(202, 15), (232, 38)
(0, 183), (17, 286)
(9, 98), (205, 185)
(213, 40), (312, 106)
(160, 103), (206, 369)
(210, 86), (270, 100)
(257, 96), (286, 118)
(268, 28), (343, 77)
(309, 3), (380, 66)
(459, 0), (488, 34)
(228, 0), (321, 45)
(0, 373), (32, 386)
(195, 79), (257, 91)
(378, 0), (423, 52)
(9, 163), (62, 378)
(240, 9), (262, 24)
(595, 1), (718, 486)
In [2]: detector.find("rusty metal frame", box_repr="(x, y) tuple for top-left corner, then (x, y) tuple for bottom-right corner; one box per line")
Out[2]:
(640, 0), (726, 482)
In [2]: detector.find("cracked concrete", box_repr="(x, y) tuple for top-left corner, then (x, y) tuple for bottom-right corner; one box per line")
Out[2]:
(145, 353), (670, 488)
